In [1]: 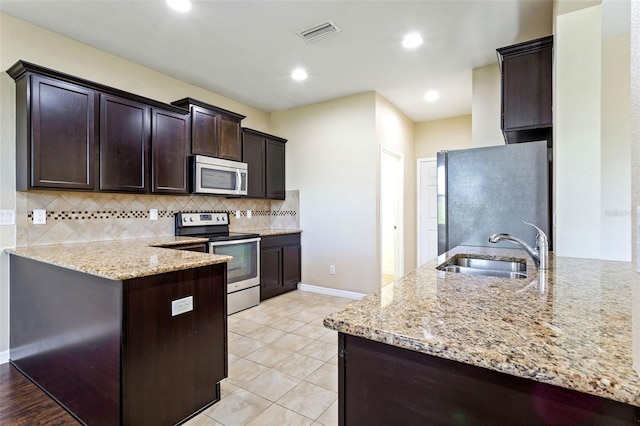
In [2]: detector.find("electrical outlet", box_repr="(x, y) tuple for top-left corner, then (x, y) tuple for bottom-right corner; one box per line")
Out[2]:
(235, 210), (241, 219)
(247, 209), (252, 219)
(33, 209), (46, 225)
(149, 209), (158, 221)
(330, 264), (336, 275)
(172, 296), (194, 317)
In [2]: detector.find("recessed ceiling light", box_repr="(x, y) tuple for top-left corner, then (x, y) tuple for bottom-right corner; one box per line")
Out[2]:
(424, 90), (440, 102)
(166, 0), (191, 12)
(292, 68), (308, 81)
(402, 33), (423, 49)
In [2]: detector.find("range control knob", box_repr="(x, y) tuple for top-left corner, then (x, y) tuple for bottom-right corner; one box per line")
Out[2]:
(189, 217), (194, 222)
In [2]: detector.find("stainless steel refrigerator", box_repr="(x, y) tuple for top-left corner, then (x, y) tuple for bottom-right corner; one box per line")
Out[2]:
(437, 141), (551, 255)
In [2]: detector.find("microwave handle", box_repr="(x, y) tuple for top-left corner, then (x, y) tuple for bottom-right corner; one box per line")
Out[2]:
(236, 169), (241, 193)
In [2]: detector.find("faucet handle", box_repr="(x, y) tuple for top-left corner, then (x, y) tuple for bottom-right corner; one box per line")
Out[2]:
(522, 221), (548, 243)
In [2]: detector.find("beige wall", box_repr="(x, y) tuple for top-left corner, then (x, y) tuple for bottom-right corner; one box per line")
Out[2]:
(375, 94), (416, 276)
(0, 13), (273, 357)
(471, 63), (504, 147)
(601, 34), (631, 261)
(632, 0), (640, 268)
(415, 115), (472, 159)
(271, 93), (379, 295)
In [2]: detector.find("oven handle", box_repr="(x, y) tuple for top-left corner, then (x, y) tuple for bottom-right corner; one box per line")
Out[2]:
(209, 237), (261, 247)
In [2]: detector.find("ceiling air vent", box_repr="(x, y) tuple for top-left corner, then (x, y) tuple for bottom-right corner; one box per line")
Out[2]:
(297, 21), (340, 43)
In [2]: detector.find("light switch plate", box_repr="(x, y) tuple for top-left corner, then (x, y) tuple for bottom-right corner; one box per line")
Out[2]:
(33, 209), (46, 225)
(149, 209), (158, 221)
(247, 210), (252, 219)
(235, 210), (241, 219)
(0, 210), (15, 225)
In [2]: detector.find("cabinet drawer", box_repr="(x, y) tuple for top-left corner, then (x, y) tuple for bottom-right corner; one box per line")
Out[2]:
(260, 233), (301, 249)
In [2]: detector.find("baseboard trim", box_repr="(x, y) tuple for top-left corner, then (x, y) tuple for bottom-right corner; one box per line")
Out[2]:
(297, 283), (366, 300)
(0, 350), (9, 365)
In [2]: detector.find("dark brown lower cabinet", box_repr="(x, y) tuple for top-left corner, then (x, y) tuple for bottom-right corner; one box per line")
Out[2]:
(260, 233), (301, 300)
(338, 333), (639, 425)
(10, 256), (227, 426)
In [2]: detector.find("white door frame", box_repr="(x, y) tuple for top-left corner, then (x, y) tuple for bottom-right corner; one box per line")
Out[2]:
(417, 157), (437, 266)
(380, 146), (404, 286)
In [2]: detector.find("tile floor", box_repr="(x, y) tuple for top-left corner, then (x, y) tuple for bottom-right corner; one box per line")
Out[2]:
(184, 290), (353, 426)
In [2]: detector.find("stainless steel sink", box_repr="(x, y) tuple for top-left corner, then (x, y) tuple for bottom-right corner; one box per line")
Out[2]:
(438, 256), (527, 279)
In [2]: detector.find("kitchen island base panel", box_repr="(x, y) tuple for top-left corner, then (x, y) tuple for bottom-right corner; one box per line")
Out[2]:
(338, 333), (639, 425)
(10, 255), (227, 426)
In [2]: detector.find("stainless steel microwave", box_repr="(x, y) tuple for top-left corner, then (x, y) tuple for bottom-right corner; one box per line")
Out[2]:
(192, 155), (248, 196)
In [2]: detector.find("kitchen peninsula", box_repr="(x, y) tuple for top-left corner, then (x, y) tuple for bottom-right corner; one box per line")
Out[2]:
(7, 237), (231, 426)
(324, 246), (640, 425)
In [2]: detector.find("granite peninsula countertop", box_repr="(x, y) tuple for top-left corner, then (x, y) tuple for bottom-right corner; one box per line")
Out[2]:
(7, 237), (232, 281)
(252, 229), (302, 237)
(324, 245), (640, 407)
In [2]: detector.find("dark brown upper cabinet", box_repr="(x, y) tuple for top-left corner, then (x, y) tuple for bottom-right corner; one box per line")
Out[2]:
(151, 109), (190, 194)
(100, 94), (150, 192)
(241, 128), (287, 200)
(497, 35), (553, 145)
(12, 72), (98, 190)
(7, 61), (190, 194)
(171, 98), (245, 162)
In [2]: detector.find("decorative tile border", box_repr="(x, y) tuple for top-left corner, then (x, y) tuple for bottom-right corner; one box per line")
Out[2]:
(25, 209), (297, 220)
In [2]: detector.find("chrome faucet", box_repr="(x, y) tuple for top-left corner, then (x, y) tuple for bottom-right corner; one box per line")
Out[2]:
(488, 221), (549, 270)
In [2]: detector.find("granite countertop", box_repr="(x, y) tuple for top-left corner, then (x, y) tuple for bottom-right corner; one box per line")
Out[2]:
(253, 229), (302, 237)
(324, 245), (640, 407)
(7, 237), (232, 281)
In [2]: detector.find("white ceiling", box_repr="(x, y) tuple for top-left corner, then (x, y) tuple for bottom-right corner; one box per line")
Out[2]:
(0, 0), (557, 122)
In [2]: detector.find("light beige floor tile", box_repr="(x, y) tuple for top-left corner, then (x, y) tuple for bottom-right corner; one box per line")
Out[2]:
(277, 381), (337, 420)
(246, 326), (288, 344)
(245, 344), (294, 368)
(228, 332), (242, 343)
(317, 330), (337, 345)
(292, 323), (331, 340)
(273, 353), (324, 379)
(270, 318), (306, 333)
(228, 335), (264, 357)
(204, 388), (271, 426)
(182, 412), (224, 426)
(228, 317), (264, 336)
(242, 369), (301, 402)
(327, 354), (338, 366)
(304, 362), (338, 392)
(315, 399), (338, 426)
(241, 311), (284, 326)
(271, 333), (314, 352)
(246, 403), (313, 426)
(220, 379), (238, 399)
(227, 358), (269, 387)
(297, 340), (337, 362)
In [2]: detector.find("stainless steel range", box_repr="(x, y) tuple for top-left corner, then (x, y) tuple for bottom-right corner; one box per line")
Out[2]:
(175, 212), (260, 315)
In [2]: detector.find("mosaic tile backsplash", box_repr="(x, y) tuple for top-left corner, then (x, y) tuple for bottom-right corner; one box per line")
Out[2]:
(16, 190), (299, 247)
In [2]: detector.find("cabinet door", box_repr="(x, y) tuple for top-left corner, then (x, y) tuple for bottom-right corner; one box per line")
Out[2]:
(100, 94), (150, 192)
(191, 105), (218, 157)
(260, 247), (282, 300)
(266, 139), (285, 200)
(218, 114), (242, 161)
(124, 265), (226, 425)
(30, 75), (97, 190)
(282, 244), (301, 289)
(242, 130), (266, 198)
(502, 47), (552, 131)
(151, 109), (189, 194)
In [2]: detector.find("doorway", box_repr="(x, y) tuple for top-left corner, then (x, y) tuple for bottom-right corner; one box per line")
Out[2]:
(417, 158), (438, 266)
(380, 147), (403, 286)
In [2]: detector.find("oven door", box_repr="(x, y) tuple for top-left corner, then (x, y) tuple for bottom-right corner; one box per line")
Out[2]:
(209, 238), (260, 292)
